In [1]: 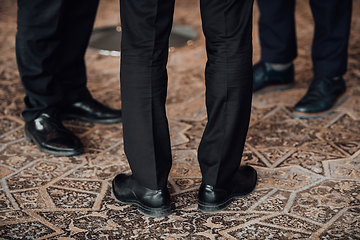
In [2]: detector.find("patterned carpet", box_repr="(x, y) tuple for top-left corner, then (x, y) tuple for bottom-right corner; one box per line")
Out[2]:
(1, 0), (360, 239)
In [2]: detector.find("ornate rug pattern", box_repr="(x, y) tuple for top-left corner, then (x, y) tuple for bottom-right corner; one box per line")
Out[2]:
(1, 0), (360, 239)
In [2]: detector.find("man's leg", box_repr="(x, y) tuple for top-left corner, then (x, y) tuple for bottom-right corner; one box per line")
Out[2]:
(16, 0), (83, 156)
(16, 0), (66, 122)
(252, 0), (296, 93)
(292, 0), (352, 118)
(198, 0), (257, 212)
(112, 0), (175, 217)
(120, 0), (175, 191)
(257, 0), (297, 64)
(54, 0), (122, 124)
(310, 0), (352, 77)
(55, 0), (99, 104)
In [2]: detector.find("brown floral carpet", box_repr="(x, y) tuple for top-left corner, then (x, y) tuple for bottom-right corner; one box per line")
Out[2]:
(1, 0), (360, 239)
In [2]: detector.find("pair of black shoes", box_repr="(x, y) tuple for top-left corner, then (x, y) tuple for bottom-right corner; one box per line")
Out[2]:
(25, 98), (122, 156)
(253, 61), (347, 118)
(112, 165), (257, 217)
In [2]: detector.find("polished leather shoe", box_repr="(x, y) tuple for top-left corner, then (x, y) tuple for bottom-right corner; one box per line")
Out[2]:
(25, 113), (83, 156)
(253, 61), (295, 93)
(293, 76), (347, 118)
(112, 174), (172, 217)
(198, 165), (257, 213)
(59, 98), (122, 124)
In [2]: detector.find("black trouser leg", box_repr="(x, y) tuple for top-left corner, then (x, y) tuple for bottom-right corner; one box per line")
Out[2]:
(16, 0), (99, 122)
(257, 0), (297, 63)
(120, 0), (175, 190)
(56, 0), (99, 105)
(198, 0), (254, 187)
(310, 0), (352, 77)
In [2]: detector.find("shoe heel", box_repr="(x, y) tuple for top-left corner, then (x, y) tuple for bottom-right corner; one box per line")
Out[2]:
(24, 130), (33, 143)
(198, 199), (232, 213)
(335, 92), (349, 108)
(138, 204), (172, 218)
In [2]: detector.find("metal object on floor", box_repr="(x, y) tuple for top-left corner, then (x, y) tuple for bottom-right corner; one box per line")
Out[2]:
(88, 24), (198, 56)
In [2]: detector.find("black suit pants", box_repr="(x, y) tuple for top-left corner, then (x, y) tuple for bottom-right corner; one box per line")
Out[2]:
(16, 0), (99, 121)
(120, 0), (254, 190)
(257, 0), (352, 77)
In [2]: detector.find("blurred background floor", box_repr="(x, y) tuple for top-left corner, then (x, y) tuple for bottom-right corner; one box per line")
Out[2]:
(0, 0), (360, 239)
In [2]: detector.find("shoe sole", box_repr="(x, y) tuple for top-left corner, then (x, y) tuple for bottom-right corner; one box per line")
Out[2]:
(113, 197), (172, 218)
(253, 83), (295, 95)
(60, 114), (122, 124)
(292, 91), (349, 119)
(112, 187), (171, 218)
(198, 174), (258, 213)
(25, 130), (83, 157)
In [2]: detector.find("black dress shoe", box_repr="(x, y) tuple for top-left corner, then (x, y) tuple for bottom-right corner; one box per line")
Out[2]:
(59, 98), (122, 124)
(198, 165), (257, 213)
(112, 174), (171, 217)
(253, 61), (295, 93)
(25, 113), (83, 156)
(293, 76), (347, 118)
